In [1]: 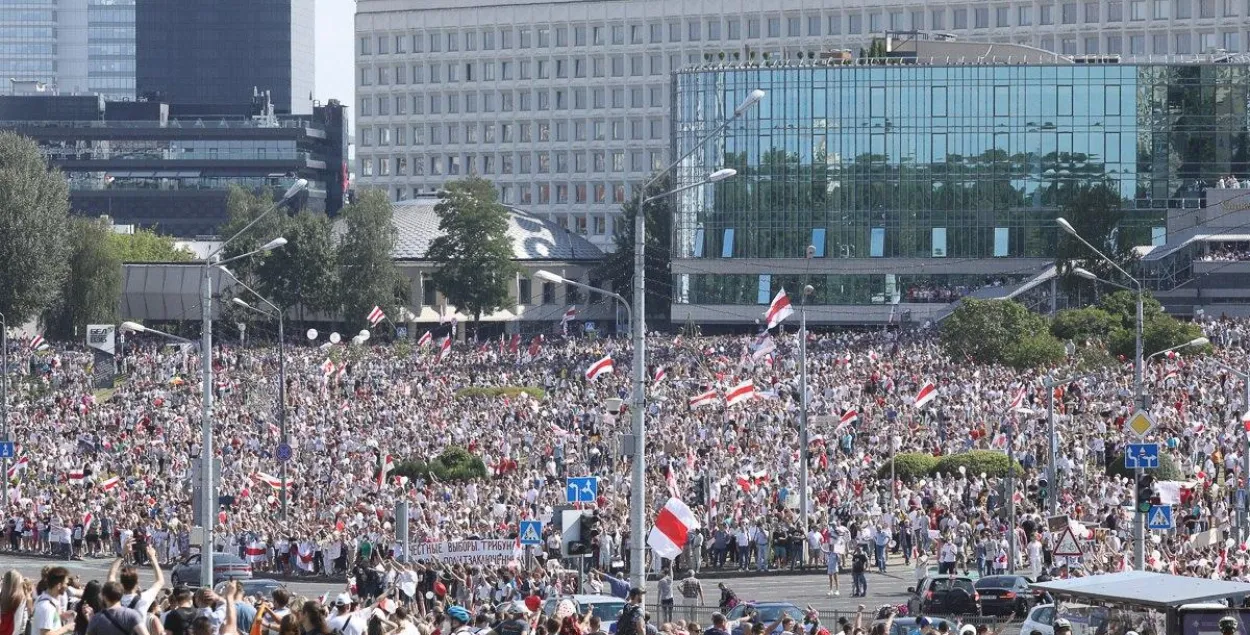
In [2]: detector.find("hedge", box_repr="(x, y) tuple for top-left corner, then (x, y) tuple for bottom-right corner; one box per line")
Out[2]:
(932, 450), (1023, 478)
(454, 386), (546, 400)
(392, 446), (489, 483)
(1106, 449), (1181, 482)
(877, 453), (939, 481)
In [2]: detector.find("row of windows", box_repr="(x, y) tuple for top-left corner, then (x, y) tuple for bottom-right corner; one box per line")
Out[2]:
(418, 277), (609, 308)
(360, 0), (1250, 56)
(677, 273), (1032, 306)
(0, 26), (54, 39)
(358, 52), (698, 87)
(370, 175), (636, 208)
(0, 9), (53, 22)
(0, 59), (53, 72)
(358, 87), (666, 118)
(358, 118), (666, 148)
(359, 149), (665, 178)
(0, 43), (53, 55)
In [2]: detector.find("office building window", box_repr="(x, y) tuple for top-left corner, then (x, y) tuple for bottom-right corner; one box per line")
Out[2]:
(722, 228), (735, 258)
(808, 15), (821, 35)
(870, 228), (885, 257)
(932, 228), (947, 257)
(975, 8), (989, 27)
(756, 275), (771, 304)
(811, 228), (826, 257)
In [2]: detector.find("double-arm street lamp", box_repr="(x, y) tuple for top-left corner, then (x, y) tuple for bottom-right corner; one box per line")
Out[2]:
(532, 166), (739, 589)
(220, 269), (289, 523)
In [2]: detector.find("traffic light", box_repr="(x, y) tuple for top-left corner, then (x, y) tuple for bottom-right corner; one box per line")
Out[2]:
(567, 511), (600, 556)
(1136, 474), (1156, 514)
(1036, 478), (1049, 507)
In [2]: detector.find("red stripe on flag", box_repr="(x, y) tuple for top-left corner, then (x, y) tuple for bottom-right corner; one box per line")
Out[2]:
(654, 506), (690, 548)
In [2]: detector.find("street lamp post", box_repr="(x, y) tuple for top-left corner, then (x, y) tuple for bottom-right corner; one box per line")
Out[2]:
(195, 179), (303, 586)
(226, 279), (287, 522)
(798, 246), (816, 563)
(1059, 218), (1147, 569)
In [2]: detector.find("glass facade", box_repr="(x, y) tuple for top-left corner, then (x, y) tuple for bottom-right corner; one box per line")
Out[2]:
(88, 0), (137, 100)
(672, 63), (1250, 306)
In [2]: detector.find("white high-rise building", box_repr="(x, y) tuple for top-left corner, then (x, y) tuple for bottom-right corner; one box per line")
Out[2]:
(354, 0), (1250, 248)
(1, 0), (135, 100)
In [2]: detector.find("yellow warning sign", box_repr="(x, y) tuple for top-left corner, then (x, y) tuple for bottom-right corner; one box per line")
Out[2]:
(1126, 410), (1155, 438)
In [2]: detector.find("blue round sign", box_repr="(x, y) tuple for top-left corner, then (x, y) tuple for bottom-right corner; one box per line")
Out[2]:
(276, 442), (292, 462)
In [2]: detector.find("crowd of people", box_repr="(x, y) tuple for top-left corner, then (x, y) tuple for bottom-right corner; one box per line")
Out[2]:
(5, 311), (1250, 599)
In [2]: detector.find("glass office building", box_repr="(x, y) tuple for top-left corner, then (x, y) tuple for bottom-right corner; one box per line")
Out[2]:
(670, 61), (1250, 324)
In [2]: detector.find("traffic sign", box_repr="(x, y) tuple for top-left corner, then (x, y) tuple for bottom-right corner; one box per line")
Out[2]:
(566, 476), (598, 503)
(1126, 410), (1156, 437)
(518, 520), (543, 546)
(1053, 528), (1083, 557)
(1125, 443), (1160, 469)
(275, 443), (293, 463)
(0, 443), (14, 459)
(1148, 504), (1175, 530)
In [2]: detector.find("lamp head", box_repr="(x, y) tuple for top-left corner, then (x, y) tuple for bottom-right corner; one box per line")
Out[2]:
(532, 270), (565, 284)
(1188, 337), (1210, 347)
(803, 285), (814, 296)
(708, 168), (737, 182)
(260, 237), (288, 251)
(1055, 217), (1077, 236)
(282, 178), (309, 201)
(232, 298), (253, 310)
(1071, 267), (1098, 281)
(734, 89), (766, 116)
(805, 245), (816, 259)
(119, 322), (147, 333)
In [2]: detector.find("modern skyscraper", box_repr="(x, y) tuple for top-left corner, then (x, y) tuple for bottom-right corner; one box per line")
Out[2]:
(354, 0), (1250, 250)
(1, 0), (135, 101)
(135, 0), (315, 114)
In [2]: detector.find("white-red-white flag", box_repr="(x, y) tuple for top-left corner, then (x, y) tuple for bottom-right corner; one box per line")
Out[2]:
(251, 472), (293, 490)
(585, 355), (614, 381)
(320, 359), (335, 376)
(1008, 386), (1027, 411)
(366, 306), (385, 327)
(82, 512), (94, 533)
(438, 336), (452, 362)
(67, 468), (85, 485)
(28, 334), (47, 351)
(725, 380), (755, 406)
(7, 456), (29, 480)
(839, 409), (859, 428)
(417, 331), (432, 347)
(763, 289), (794, 329)
(689, 390), (717, 408)
(245, 540), (268, 562)
(653, 367), (667, 383)
(647, 497), (700, 559)
(914, 382), (938, 408)
(100, 475), (121, 491)
(377, 454), (394, 489)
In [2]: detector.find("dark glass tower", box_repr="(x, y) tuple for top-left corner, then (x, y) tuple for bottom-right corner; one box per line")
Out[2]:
(135, 0), (314, 114)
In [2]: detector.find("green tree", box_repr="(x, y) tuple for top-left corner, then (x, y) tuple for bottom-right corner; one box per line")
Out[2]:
(337, 189), (401, 331)
(1109, 314), (1210, 360)
(941, 298), (1059, 367)
(1050, 306), (1118, 342)
(427, 177), (518, 335)
(108, 229), (193, 262)
(257, 211), (338, 321)
(594, 175), (674, 323)
(219, 186), (289, 280)
(0, 132), (71, 324)
(1099, 290), (1165, 331)
(44, 217), (122, 340)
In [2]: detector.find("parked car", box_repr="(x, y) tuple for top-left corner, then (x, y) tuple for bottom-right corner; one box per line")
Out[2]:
(170, 552), (253, 586)
(973, 575), (1039, 617)
(906, 576), (981, 617)
(214, 578), (285, 599)
(872, 617), (957, 635)
(1019, 603), (1056, 635)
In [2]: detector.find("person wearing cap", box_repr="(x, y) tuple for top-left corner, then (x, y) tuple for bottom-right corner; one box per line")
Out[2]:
(494, 604), (530, 635)
(327, 595), (367, 635)
(1052, 618), (1071, 635)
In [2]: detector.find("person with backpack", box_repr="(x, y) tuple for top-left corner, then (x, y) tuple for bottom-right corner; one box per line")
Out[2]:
(84, 582), (148, 635)
(32, 567), (74, 635)
(615, 589), (644, 635)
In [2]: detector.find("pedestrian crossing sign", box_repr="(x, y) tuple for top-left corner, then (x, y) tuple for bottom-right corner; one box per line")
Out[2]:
(519, 520), (543, 546)
(1053, 528), (1083, 557)
(1147, 504), (1174, 530)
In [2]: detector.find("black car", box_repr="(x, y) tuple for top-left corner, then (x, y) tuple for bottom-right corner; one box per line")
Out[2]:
(974, 575), (1038, 617)
(906, 576), (981, 617)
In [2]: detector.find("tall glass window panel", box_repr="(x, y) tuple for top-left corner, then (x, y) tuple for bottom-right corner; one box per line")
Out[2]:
(811, 228), (826, 257)
(870, 228), (885, 257)
(757, 275), (772, 304)
(722, 228), (735, 258)
(932, 228), (947, 257)
(993, 228), (1010, 257)
(693, 228), (705, 257)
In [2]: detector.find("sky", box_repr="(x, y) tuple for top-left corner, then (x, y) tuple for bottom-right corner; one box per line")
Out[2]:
(314, 0), (356, 124)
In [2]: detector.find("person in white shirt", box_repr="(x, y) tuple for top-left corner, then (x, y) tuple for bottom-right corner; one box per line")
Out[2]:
(938, 539), (958, 575)
(31, 566), (74, 635)
(326, 595), (367, 635)
(111, 542), (165, 616)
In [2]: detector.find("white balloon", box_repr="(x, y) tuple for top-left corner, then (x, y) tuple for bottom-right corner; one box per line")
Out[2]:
(351, 336), (363, 346)
(958, 466), (966, 475)
(359, 329), (370, 339)
(360, 331), (371, 342)
(330, 332), (341, 344)
(306, 328), (318, 340)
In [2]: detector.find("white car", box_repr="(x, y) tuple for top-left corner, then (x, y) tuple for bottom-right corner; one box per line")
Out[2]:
(1019, 603), (1056, 635)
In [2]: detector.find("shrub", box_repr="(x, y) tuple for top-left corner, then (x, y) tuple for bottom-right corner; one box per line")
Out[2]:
(454, 386), (546, 400)
(1002, 333), (1066, 370)
(1108, 316), (1210, 360)
(933, 450), (1023, 478)
(941, 299), (1052, 366)
(878, 453), (939, 481)
(1106, 449), (1181, 482)
(391, 446), (489, 483)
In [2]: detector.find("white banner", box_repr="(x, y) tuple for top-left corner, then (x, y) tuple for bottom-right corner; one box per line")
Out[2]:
(411, 539), (522, 563)
(86, 324), (116, 355)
